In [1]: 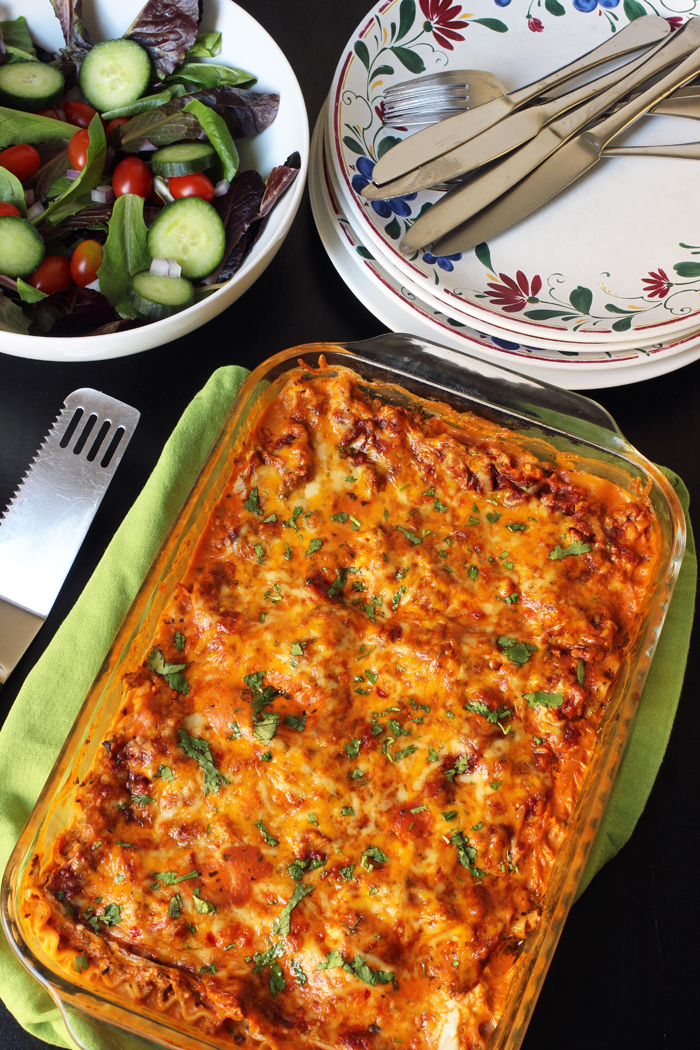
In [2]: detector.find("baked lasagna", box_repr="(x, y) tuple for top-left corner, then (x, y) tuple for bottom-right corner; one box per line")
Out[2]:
(22, 359), (661, 1049)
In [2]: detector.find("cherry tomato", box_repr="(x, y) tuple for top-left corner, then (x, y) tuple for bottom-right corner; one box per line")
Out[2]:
(67, 128), (91, 171)
(0, 144), (41, 182)
(37, 108), (62, 121)
(106, 117), (130, 134)
(26, 255), (72, 294)
(169, 172), (215, 203)
(70, 239), (104, 288)
(64, 101), (99, 129)
(0, 203), (21, 218)
(112, 156), (152, 199)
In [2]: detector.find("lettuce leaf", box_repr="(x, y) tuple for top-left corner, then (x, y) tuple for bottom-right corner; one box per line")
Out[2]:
(125, 0), (200, 77)
(97, 192), (151, 316)
(0, 108), (78, 150)
(31, 286), (119, 335)
(0, 289), (30, 335)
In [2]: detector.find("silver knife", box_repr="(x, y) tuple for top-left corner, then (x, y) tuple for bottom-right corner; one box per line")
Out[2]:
(370, 15), (671, 186)
(0, 389), (140, 685)
(432, 31), (700, 256)
(363, 47), (659, 201)
(402, 17), (700, 255)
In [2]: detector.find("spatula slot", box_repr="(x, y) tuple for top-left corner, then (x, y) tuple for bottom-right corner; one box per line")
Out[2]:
(87, 420), (113, 463)
(73, 414), (97, 456)
(59, 408), (84, 449)
(100, 426), (125, 469)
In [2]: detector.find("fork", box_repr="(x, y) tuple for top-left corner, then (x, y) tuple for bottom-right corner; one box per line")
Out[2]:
(383, 76), (700, 127)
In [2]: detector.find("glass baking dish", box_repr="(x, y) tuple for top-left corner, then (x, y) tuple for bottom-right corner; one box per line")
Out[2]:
(2, 334), (686, 1050)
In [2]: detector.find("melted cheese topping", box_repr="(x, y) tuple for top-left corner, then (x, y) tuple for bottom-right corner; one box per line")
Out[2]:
(23, 363), (661, 1050)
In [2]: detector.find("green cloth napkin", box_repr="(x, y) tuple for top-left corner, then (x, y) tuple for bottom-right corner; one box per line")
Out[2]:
(0, 365), (695, 1050)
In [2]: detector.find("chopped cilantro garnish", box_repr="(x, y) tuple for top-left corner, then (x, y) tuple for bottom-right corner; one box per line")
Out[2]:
(340, 864), (355, 881)
(152, 870), (199, 886)
(365, 670), (378, 685)
(316, 952), (394, 987)
(464, 700), (513, 734)
(173, 631), (185, 651)
(497, 637), (537, 666)
(497, 592), (519, 606)
(285, 714), (307, 732)
(345, 739), (361, 758)
(331, 512), (349, 523)
(525, 691), (564, 709)
(577, 659), (585, 686)
(394, 744), (417, 761)
(254, 820), (279, 847)
(396, 526), (421, 545)
(423, 487), (435, 496)
(361, 845), (388, 872)
(269, 961), (285, 998)
(252, 941), (285, 974)
(549, 540), (592, 560)
(200, 963), (216, 975)
(307, 812), (319, 825)
(146, 647), (189, 694)
(73, 955), (89, 973)
(304, 538), (323, 557)
(442, 810), (458, 821)
(260, 750), (272, 762)
(243, 488), (263, 514)
(533, 736), (545, 746)
(467, 565), (478, 580)
(263, 513), (276, 523)
(229, 720), (241, 740)
(131, 794), (154, 806)
(349, 516), (361, 530)
(288, 506), (303, 530)
(253, 710), (280, 746)
(346, 475), (357, 483)
(348, 769), (366, 780)
(100, 903), (122, 926)
(445, 756), (470, 781)
(490, 779), (502, 790)
(156, 765), (173, 781)
(506, 523), (527, 532)
(471, 821), (483, 831)
(486, 511), (501, 524)
(290, 641), (305, 657)
(178, 730), (229, 793)
(192, 888), (216, 914)
(341, 806), (354, 816)
(410, 805), (427, 814)
(427, 746), (440, 762)
(468, 515), (479, 526)
(290, 959), (307, 985)
(273, 883), (314, 936)
(450, 831), (484, 879)
(328, 566), (354, 599)
(434, 499), (448, 512)
(284, 542), (292, 560)
(254, 543), (265, 564)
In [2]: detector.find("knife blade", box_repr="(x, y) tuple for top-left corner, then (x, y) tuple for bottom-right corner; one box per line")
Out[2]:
(401, 17), (700, 255)
(370, 15), (671, 186)
(432, 31), (700, 256)
(362, 48), (657, 201)
(0, 389), (140, 685)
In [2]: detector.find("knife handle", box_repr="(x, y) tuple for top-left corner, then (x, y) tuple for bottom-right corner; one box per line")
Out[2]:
(509, 14), (672, 108)
(592, 21), (700, 145)
(549, 17), (700, 143)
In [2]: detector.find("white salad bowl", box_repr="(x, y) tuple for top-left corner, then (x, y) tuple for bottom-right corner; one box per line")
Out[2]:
(0, 0), (308, 361)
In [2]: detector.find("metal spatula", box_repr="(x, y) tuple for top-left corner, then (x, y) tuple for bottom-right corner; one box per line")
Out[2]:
(0, 389), (140, 685)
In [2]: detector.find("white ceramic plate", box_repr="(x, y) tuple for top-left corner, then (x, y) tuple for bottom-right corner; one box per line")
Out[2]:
(319, 109), (700, 370)
(310, 107), (700, 388)
(328, 0), (700, 345)
(326, 120), (700, 358)
(0, 0), (308, 361)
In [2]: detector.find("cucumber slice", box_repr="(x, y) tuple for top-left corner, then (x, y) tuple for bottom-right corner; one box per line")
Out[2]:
(150, 142), (216, 177)
(128, 270), (194, 319)
(147, 198), (225, 280)
(0, 62), (64, 113)
(79, 39), (151, 113)
(0, 215), (45, 277)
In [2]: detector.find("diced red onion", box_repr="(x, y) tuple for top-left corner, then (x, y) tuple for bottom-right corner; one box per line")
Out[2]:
(23, 189), (35, 206)
(85, 279), (101, 292)
(139, 139), (157, 151)
(214, 179), (230, 197)
(27, 201), (44, 220)
(153, 176), (174, 204)
(91, 185), (114, 204)
(166, 258), (181, 278)
(55, 108), (66, 122)
(150, 257), (170, 276)
(65, 169), (81, 180)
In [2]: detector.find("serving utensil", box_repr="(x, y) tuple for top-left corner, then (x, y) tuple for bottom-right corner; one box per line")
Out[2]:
(364, 48), (660, 201)
(432, 26), (700, 256)
(370, 15), (671, 186)
(402, 17), (700, 255)
(0, 389), (139, 685)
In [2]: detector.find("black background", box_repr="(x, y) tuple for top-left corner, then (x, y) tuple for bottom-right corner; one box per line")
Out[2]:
(1, 2), (699, 1048)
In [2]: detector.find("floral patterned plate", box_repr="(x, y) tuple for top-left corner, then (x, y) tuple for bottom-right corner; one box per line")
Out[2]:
(328, 0), (700, 345)
(310, 109), (700, 389)
(325, 115), (700, 358)
(313, 105), (700, 380)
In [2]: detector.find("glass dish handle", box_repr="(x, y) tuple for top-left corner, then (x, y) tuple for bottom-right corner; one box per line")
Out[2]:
(342, 333), (629, 452)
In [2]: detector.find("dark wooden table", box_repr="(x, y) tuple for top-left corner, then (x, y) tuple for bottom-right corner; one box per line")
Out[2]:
(2, 3), (699, 1048)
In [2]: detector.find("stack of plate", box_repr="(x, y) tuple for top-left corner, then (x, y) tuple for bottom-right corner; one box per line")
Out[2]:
(310, 0), (700, 389)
